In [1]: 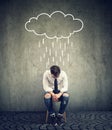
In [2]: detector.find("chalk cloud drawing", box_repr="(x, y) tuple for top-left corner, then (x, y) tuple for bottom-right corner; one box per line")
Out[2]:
(25, 11), (83, 39)
(25, 11), (84, 68)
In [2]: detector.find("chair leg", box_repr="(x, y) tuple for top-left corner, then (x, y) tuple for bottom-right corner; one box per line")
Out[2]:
(45, 110), (48, 123)
(63, 112), (66, 122)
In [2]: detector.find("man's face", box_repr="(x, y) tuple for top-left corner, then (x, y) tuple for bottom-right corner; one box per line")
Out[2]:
(51, 74), (59, 79)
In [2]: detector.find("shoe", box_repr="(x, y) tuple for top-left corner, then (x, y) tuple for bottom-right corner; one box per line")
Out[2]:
(49, 113), (57, 126)
(57, 113), (65, 126)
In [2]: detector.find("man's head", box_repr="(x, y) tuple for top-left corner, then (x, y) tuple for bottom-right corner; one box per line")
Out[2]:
(50, 65), (61, 78)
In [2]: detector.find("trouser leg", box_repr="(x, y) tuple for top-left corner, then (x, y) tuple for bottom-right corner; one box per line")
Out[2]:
(59, 93), (69, 114)
(44, 93), (54, 114)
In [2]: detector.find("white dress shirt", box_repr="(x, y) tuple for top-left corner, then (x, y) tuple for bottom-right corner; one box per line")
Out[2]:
(43, 70), (68, 93)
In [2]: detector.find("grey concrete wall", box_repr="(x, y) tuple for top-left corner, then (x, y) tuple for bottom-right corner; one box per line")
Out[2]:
(0, 0), (112, 111)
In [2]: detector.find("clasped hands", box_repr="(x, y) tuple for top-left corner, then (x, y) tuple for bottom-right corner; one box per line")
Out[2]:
(52, 92), (62, 102)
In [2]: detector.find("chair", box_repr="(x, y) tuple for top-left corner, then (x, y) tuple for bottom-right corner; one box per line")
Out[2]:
(45, 110), (66, 123)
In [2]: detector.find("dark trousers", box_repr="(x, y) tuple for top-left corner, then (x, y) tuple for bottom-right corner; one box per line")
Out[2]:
(44, 92), (69, 114)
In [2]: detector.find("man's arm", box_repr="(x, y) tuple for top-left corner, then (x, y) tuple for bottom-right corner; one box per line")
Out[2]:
(43, 71), (53, 92)
(60, 71), (68, 93)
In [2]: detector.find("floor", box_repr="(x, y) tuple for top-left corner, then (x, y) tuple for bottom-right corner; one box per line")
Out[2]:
(0, 111), (112, 130)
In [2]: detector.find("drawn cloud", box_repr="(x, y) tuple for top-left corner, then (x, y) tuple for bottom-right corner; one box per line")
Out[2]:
(25, 11), (84, 39)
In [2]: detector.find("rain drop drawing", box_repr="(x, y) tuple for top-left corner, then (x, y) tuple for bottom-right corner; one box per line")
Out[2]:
(25, 11), (84, 68)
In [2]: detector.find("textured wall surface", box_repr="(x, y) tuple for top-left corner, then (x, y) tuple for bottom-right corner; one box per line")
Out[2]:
(0, 0), (112, 111)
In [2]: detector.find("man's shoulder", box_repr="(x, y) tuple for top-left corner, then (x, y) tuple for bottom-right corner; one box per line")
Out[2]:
(61, 70), (67, 76)
(44, 70), (50, 75)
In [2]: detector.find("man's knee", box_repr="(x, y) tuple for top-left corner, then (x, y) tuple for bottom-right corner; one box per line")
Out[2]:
(44, 93), (51, 99)
(63, 93), (69, 97)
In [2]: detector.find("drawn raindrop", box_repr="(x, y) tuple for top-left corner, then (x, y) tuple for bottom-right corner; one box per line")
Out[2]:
(67, 53), (70, 62)
(42, 38), (45, 45)
(52, 42), (54, 48)
(52, 57), (54, 62)
(38, 41), (41, 48)
(46, 46), (48, 53)
(64, 43), (66, 51)
(49, 48), (51, 56)
(67, 38), (70, 45)
(62, 50), (64, 57)
(55, 50), (57, 57)
(56, 38), (58, 43)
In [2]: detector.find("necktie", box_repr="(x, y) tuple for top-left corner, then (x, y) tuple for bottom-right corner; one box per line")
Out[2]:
(54, 78), (58, 91)
(53, 78), (59, 94)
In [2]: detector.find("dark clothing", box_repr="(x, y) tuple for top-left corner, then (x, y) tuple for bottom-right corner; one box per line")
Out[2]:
(44, 92), (69, 114)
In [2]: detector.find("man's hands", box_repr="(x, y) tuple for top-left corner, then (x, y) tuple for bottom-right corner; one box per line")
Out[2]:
(50, 92), (63, 102)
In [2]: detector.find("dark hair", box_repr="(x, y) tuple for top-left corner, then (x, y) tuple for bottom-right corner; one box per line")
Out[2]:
(50, 65), (60, 77)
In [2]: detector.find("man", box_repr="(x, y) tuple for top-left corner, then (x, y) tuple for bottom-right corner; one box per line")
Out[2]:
(43, 65), (69, 125)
